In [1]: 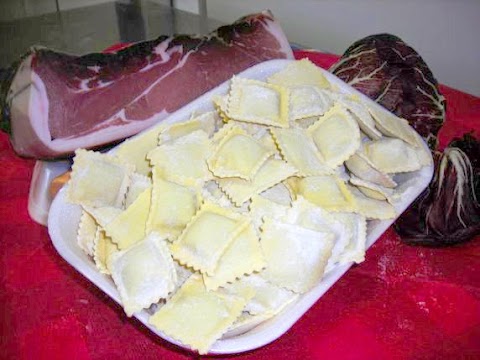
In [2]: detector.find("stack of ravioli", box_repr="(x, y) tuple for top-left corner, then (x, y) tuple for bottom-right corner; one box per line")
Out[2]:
(66, 59), (432, 354)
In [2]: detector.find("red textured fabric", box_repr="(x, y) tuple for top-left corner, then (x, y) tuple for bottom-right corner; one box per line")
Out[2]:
(1, 50), (479, 360)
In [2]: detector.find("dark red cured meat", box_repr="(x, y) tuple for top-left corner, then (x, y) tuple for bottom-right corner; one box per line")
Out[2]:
(2, 11), (293, 159)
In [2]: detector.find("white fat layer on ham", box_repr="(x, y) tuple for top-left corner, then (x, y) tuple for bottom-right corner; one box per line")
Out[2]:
(30, 72), (50, 145)
(9, 55), (51, 154)
(49, 112), (165, 152)
(263, 16), (294, 59)
(76, 79), (115, 92)
(148, 38), (174, 68)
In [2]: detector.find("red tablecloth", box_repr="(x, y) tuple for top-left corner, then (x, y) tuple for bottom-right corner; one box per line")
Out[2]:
(1, 51), (479, 360)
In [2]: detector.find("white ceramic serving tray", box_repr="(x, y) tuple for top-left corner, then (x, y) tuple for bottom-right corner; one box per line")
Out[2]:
(48, 59), (434, 355)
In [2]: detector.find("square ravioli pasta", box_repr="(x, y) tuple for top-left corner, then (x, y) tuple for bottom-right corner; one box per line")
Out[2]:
(226, 77), (289, 128)
(260, 219), (335, 293)
(109, 232), (177, 316)
(67, 149), (134, 208)
(149, 274), (253, 355)
(202, 223), (265, 291)
(207, 124), (274, 180)
(147, 168), (202, 241)
(170, 202), (250, 275)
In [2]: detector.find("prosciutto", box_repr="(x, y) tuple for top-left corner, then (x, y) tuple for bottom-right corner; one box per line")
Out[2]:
(2, 11), (293, 159)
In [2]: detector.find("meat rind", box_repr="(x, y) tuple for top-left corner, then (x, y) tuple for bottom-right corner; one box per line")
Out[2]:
(4, 11), (294, 159)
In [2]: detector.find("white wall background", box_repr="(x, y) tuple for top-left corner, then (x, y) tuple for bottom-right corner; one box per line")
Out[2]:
(204, 0), (480, 97)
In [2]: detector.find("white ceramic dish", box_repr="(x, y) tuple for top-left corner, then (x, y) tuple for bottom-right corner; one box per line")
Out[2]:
(48, 59), (434, 355)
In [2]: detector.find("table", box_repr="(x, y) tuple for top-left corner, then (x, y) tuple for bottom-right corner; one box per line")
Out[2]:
(1, 6), (480, 358)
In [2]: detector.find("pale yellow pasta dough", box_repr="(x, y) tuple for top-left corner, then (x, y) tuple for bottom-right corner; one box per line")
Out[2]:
(225, 273), (298, 317)
(158, 111), (218, 144)
(170, 203), (249, 275)
(369, 106), (418, 146)
(249, 194), (289, 232)
(93, 228), (118, 275)
(289, 85), (333, 120)
(291, 175), (356, 212)
(109, 232), (177, 317)
(267, 58), (330, 89)
(82, 205), (122, 228)
(344, 152), (397, 188)
(364, 138), (422, 173)
(217, 158), (297, 206)
(259, 182), (292, 206)
(207, 125), (273, 180)
(270, 127), (332, 176)
(147, 130), (212, 184)
(349, 174), (395, 202)
(147, 169), (201, 241)
(335, 212), (367, 265)
(281, 197), (352, 272)
(68, 149), (134, 208)
(103, 188), (151, 249)
(348, 185), (396, 220)
(260, 219), (334, 293)
(203, 223), (265, 291)
(124, 173), (151, 208)
(339, 94), (382, 140)
(77, 210), (97, 256)
(149, 274), (252, 355)
(114, 124), (165, 175)
(227, 77), (289, 128)
(308, 104), (361, 168)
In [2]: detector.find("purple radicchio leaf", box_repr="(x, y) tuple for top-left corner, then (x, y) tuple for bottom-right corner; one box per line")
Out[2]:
(330, 33), (446, 149)
(394, 133), (480, 246)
